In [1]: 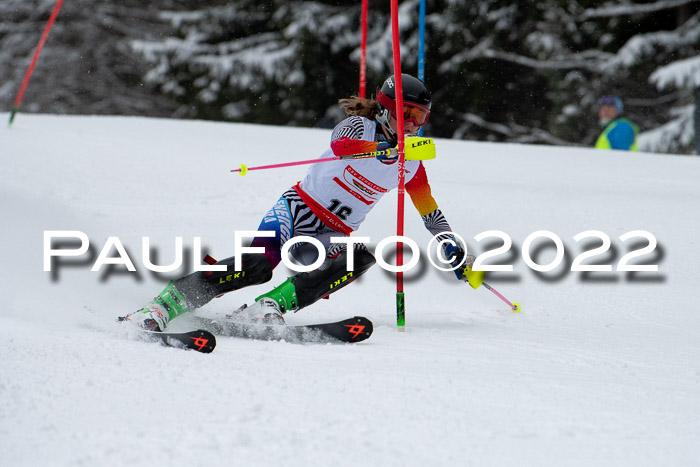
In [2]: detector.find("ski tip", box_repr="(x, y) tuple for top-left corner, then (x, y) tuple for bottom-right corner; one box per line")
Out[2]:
(189, 329), (217, 353)
(343, 316), (373, 343)
(146, 329), (217, 353)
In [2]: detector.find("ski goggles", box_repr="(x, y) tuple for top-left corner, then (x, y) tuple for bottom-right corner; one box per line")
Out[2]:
(377, 90), (431, 127)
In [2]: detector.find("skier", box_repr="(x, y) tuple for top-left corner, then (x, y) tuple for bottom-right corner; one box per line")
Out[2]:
(595, 95), (639, 151)
(126, 74), (478, 332)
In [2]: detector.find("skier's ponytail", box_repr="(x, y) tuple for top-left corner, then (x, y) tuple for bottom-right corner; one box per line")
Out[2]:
(338, 95), (380, 119)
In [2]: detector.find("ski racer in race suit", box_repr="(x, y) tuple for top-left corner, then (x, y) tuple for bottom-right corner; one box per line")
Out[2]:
(127, 74), (477, 332)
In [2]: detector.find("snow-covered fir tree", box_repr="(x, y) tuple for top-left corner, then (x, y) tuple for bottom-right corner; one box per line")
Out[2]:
(129, 0), (698, 153)
(2, 0), (698, 154)
(645, 54), (700, 154)
(0, 0), (180, 117)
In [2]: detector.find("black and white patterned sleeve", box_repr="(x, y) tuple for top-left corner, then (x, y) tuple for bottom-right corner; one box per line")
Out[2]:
(331, 116), (366, 142)
(421, 208), (454, 242)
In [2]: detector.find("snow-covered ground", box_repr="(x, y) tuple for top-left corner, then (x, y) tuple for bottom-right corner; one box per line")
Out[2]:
(1, 114), (699, 467)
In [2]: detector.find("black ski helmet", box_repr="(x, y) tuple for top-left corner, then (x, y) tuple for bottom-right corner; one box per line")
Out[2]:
(376, 74), (431, 137)
(379, 74), (432, 109)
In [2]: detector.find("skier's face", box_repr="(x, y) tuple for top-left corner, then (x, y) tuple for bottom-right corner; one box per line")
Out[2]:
(389, 115), (419, 135)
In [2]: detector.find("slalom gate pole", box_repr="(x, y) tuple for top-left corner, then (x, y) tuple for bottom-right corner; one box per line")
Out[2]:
(9, 0), (65, 127)
(417, 0), (426, 137)
(482, 282), (521, 312)
(389, 0), (407, 331)
(359, 0), (368, 98)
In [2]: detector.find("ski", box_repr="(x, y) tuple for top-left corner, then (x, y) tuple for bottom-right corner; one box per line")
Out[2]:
(141, 329), (217, 353)
(118, 315), (217, 353)
(193, 315), (373, 344)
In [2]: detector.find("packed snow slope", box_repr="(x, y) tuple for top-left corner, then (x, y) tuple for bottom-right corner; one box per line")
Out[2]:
(1, 115), (699, 467)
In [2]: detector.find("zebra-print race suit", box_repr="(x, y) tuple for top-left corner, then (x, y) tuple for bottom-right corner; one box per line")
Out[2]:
(172, 116), (461, 315)
(250, 116), (456, 269)
(250, 188), (354, 269)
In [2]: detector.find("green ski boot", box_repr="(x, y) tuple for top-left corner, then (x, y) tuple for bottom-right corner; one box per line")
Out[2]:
(126, 281), (190, 331)
(229, 278), (298, 324)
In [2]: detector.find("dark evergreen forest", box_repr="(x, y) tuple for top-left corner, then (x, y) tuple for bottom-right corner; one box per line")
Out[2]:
(2, 0), (698, 153)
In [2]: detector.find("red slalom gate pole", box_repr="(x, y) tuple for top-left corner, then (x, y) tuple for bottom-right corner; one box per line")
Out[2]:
(359, 0), (368, 98)
(9, 0), (65, 127)
(389, 0), (407, 331)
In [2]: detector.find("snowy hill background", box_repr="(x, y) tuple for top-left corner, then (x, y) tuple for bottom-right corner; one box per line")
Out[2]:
(2, 115), (700, 466)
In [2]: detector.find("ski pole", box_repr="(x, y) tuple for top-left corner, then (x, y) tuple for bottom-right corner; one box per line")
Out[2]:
(231, 150), (388, 175)
(9, 0), (64, 126)
(482, 282), (521, 312)
(231, 136), (436, 175)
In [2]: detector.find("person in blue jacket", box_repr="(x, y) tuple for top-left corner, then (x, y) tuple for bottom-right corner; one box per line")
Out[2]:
(595, 95), (639, 151)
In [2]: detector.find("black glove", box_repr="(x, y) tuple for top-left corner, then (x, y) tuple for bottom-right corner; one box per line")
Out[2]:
(442, 241), (468, 280)
(442, 241), (484, 289)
